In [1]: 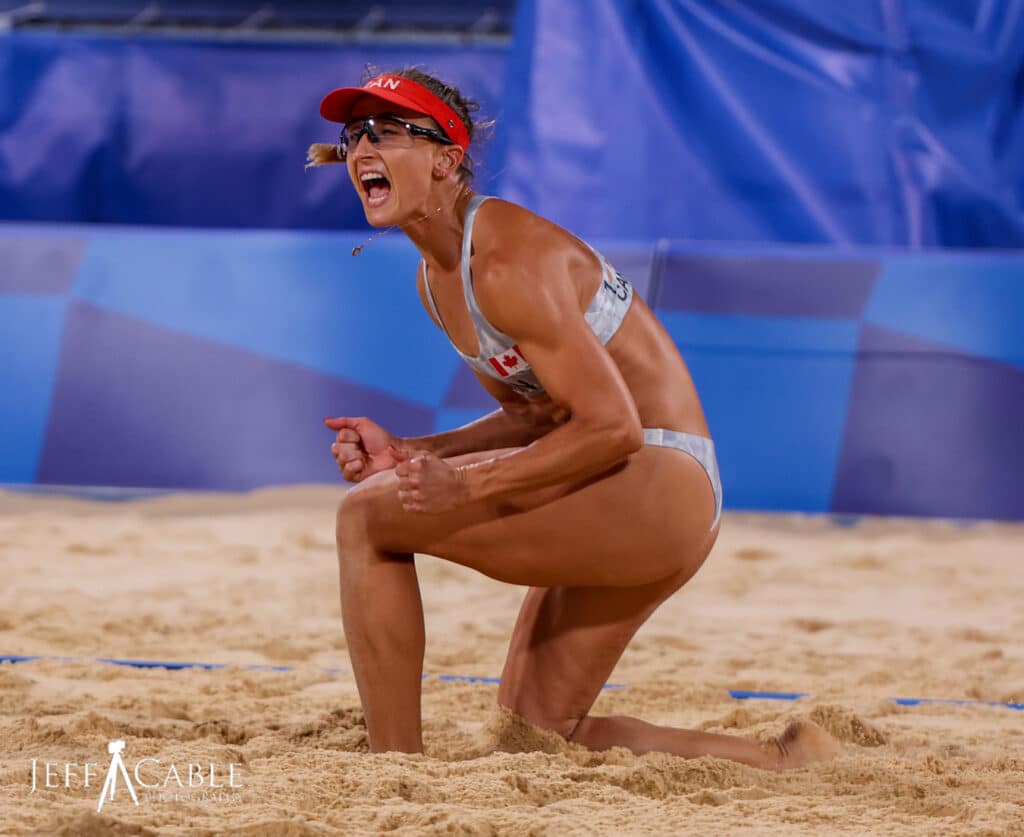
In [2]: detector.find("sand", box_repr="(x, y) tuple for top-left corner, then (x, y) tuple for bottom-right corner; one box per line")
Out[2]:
(0, 486), (1022, 836)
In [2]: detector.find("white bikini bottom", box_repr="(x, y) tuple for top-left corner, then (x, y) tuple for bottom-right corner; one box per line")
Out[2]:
(642, 428), (723, 530)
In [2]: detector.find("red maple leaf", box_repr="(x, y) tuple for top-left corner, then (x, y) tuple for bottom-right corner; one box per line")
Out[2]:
(502, 354), (519, 368)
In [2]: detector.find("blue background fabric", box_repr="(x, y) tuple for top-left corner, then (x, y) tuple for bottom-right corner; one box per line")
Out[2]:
(3, 2), (1024, 246)
(497, 0), (1024, 246)
(0, 32), (506, 229)
(3, 224), (1022, 520)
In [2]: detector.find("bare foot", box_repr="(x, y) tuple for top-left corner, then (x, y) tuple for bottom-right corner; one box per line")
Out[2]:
(772, 720), (843, 770)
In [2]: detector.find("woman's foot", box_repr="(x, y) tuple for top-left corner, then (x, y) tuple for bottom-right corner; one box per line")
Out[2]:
(771, 720), (843, 770)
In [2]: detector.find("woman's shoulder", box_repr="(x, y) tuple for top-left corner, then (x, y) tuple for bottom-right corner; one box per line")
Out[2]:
(470, 198), (598, 332)
(472, 196), (583, 267)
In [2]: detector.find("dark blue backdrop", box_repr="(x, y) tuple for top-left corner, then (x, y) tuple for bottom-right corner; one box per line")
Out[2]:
(3, 1), (1024, 245)
(0, 32), (506, 229)
(497, 0), (1024, 247)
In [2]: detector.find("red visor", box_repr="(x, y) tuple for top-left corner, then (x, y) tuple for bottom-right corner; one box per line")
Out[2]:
(319, 75), (470, 151)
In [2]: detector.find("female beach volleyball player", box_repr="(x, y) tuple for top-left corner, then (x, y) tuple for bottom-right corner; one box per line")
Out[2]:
(310, 69), (839, 769)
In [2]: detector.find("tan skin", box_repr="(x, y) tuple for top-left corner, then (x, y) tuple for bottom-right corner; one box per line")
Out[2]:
(323, 97), (841, 768)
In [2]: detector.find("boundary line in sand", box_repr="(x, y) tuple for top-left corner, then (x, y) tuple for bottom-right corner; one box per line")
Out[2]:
(3, 655), (1021, 711)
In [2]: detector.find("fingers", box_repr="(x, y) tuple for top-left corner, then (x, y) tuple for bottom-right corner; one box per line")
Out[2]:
(391, 446), (433, 465)
(331, 432), (362, 462)
(341, 460), (365, 481)
(395, 452), (434, 512)
(324, 416), (358, 430)
(331, 436), (366, 483)
(333, 451), (365, 482)
(328, 422), (364, 480)
(394, 449), (431, 479)
(397, 488), (424, 514)
(393, 451), (445, 513)
(331, 440), (362, 459)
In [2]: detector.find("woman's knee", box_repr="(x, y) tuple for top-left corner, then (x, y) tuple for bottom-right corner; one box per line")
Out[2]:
(335, 474), (392, 551)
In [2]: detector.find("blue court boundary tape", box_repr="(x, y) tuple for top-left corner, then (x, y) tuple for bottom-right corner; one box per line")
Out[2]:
(2, 655), (1021, 710)
(0, 655), (615, 689)
(728, 689), (1024, 711)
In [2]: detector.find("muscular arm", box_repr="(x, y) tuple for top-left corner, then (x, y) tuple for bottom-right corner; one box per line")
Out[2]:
(404, 265), (559, 457)
(402, 372), (559, 457)
(455, 247), (643, 502)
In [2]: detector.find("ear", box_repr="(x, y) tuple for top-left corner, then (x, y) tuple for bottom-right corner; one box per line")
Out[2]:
(433, 145), (465, 179)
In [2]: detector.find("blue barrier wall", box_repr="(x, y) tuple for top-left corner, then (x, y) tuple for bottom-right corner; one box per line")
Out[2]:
(0, 32), (505, 229)
(3, 224), (1022, 519)
(651, 244), (1024, 519)
(497, 0), (1024, 247)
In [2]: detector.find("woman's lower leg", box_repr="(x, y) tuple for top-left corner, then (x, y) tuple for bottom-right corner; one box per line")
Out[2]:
(337, 513), (425, 753)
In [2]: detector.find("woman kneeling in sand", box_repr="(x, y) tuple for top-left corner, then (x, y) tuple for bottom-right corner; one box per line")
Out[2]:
(312, 68), (839, 770)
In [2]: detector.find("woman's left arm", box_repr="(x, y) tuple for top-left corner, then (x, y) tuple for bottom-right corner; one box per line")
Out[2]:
(453, 249), (644, 502)
(393, 248), (642, 513)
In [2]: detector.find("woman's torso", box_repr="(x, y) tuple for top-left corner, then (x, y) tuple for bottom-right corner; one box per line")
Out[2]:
(417, 195), (710, 438)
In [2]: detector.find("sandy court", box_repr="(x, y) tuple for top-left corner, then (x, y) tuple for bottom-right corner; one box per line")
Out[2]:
(0, 485), (1022, 835)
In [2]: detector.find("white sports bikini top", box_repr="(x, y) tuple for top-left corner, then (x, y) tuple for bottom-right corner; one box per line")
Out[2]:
(421, 194), (634, 398)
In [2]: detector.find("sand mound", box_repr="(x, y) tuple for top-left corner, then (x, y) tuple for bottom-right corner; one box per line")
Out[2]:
(479, 706), (577, 755)
(809, 705), (888, 747)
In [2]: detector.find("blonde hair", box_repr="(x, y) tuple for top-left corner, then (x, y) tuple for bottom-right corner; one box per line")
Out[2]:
(305, 142), (343, 168)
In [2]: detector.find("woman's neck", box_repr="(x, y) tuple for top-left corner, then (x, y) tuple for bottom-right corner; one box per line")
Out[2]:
(401, 184), (475, 273)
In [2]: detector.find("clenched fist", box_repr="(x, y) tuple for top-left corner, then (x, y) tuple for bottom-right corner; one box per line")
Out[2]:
(393, 447), (471, 514)
(325, 416), (401, 483)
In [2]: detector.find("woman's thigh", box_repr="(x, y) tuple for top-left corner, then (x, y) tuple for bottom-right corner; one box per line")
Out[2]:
(496, 571), (699, 734)
(346, 444), (717, 588)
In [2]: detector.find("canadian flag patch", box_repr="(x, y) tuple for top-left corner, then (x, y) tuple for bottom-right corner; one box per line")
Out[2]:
(487, 344), (528, 378)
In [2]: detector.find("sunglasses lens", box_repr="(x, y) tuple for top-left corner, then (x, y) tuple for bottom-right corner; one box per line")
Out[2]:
(342, 117), (423, 153)
(341, 119), (367, 153)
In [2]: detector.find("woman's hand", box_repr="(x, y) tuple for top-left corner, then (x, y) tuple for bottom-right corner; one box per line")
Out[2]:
(325, 416), (401, 482)
(392, 447), (471, 514)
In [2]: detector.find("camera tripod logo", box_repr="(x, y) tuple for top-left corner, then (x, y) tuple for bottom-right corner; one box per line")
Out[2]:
(30, 739), (243, 806)
(96, 740), (139, 813)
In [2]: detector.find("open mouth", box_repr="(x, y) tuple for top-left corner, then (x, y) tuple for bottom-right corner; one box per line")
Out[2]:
(359, 172), (392, 208)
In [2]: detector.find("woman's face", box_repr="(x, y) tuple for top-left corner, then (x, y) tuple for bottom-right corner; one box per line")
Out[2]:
(345, 99), (452, 227)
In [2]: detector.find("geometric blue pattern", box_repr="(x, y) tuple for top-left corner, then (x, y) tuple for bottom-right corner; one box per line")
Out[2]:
(655, 254), (879, 319)
(653, 244), (1024, 519)
(5, 224), (1024, 520)
(658, 311), (861, 354)
(71, 231), (461, 407)
(0, 235), (85, 294)
(659, 311), (860, 512)
(833, 325), (1024, 519)
(865, 257), (1024, 368)
(35, 301), (434, 491)
(0, 296), (68, 482)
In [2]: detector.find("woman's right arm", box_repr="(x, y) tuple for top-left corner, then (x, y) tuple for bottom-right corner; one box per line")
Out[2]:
(327, 372), (558, 482)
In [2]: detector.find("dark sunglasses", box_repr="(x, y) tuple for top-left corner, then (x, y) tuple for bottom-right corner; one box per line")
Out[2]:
(338, 115), (455, 159)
